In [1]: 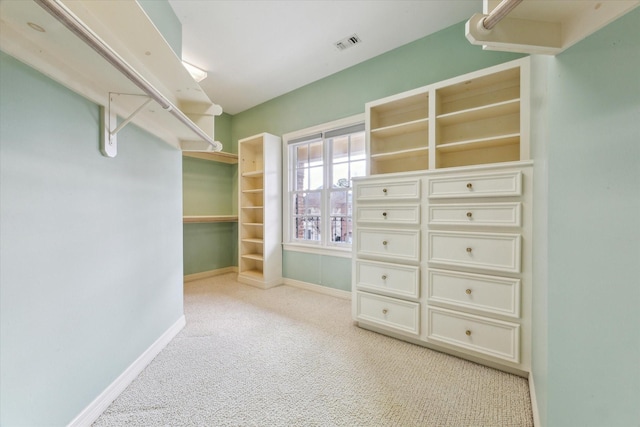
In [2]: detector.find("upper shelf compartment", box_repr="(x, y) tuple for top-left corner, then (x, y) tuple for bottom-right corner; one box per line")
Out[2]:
(466, 0), (639, 55)
(0, 0), (223, 154)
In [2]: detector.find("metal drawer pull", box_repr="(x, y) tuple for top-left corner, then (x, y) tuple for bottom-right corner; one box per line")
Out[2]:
(465, 330), (472, 336)
(466, 183), (473, 189)
(466, 211), (473, 218)
(465, 289), (472, 295)
(382, 240), (388, 246)
(382, 188), (388, 193)
(466, 247), (472, 253)
(381, 275), (387, 280)
(382, 212), (387, 217)
(382, 309), (388, 315)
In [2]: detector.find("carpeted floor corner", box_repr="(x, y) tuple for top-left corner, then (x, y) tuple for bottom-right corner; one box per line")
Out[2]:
(93, 273), (533, 426)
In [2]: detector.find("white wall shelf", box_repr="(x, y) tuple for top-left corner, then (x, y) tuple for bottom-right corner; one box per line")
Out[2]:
(183, 216), (238, 224)
(237, 133), (282, 289)
(182, 152), (238, 164)
(0, 0), (223, 154)
(366, 58), (529, 175)
(466, 0), (639, 55)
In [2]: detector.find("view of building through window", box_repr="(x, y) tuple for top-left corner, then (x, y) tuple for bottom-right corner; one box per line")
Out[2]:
(289, 127), (365, 246)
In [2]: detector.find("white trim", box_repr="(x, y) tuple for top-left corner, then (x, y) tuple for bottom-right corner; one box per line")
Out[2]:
(283, 243), (352, 258)
(282, 114), (365, 248)
(67, 316), (186, 427)
(529, 372), (541, 427)
(283, 278), (352, 300)
(184, 266), (238, 282)
(282, 113), (365, 142)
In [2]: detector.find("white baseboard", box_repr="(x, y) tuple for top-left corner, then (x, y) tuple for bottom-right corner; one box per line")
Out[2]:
(67, 315), (186, 427)
(529, 372), (541, 427)
(283, 278), (352, 300)
(184, 266), (238, 282)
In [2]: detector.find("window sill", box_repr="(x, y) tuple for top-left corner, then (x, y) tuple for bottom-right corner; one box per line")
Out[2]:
(282, 243), (353, 259)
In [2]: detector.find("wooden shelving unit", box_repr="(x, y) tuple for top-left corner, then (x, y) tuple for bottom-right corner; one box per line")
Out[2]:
(237, 133), (282, 289)
(182, 151), (238, 164)
(365, 58), (529, 174)
(183, 215), (238, 223)
(368, 91), (430, 175)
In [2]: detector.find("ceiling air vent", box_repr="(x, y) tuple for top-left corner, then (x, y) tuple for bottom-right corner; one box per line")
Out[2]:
(335, 34), (362, 51)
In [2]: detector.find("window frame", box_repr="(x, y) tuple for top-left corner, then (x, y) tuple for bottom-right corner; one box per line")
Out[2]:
(282, 114), (366, 258)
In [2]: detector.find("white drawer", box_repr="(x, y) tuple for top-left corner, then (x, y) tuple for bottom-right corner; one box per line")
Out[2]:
(428, 269), (520, 318)
(357, 291), (420, 335)
(355, 179), (421, 201)
(428, 231), (521, 273)
(357, 228), (420, 263)
(357, 205), (420, 225)
(428, 203), (521, 227)
(428, 171), (522, 199)
(427, 307), (520, 363)
(356, 260), (420, 299)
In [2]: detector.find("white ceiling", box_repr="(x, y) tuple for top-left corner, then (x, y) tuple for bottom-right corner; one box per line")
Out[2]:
(168, 0), (482, 115)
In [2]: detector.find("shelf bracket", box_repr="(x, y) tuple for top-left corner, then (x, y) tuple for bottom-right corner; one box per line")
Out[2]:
(100, 93), (153, 158)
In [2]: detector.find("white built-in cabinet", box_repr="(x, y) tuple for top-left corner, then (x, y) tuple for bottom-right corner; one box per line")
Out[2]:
(238, 133), (282, 289)
(367, 58), (528, 174)
(353, 59), (532, 375)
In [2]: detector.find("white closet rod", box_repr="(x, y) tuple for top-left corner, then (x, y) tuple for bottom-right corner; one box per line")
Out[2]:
(33, 0), (222, 152)
(482, 0), (524, 30)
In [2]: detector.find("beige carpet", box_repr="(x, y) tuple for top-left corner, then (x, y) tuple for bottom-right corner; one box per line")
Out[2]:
(94, 273), (533, 426)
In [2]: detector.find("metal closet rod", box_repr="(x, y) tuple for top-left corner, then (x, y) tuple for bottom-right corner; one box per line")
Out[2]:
(33, 0), (222, 151)
(482, 0), (524, 30)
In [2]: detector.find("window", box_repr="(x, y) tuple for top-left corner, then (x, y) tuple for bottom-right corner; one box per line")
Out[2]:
(283, 115), (366, 256)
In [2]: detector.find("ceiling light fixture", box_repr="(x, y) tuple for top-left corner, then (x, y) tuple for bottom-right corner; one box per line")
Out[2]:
(182, 61), (208, 82)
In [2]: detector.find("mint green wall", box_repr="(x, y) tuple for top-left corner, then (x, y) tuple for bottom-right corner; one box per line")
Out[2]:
(0, 52), (184, 425)
(183, 157), (234, 215)
(182, 157), (237, 275)
(231, 21), (523, 144)
(181, 112), (238, 275)
(541, 10), (640, 427)
(231, 21), (523, 290)
(283, 252), (351, 291)
(138, 0), (182, 57)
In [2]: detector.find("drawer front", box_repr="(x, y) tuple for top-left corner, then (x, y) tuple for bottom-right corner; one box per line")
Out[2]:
(428, 231), (521, 273)
(356, 179), (421, 201)
(428, 269), (520, 318)
(357, 205), (420, 225)
(356, 260), (420, 299)
(357, 228), (420, 263)
(428, 203), (521, 227)
(428, 171), (522, 199)
(357, 292), (420, 335)
(427, 307), (520, 363)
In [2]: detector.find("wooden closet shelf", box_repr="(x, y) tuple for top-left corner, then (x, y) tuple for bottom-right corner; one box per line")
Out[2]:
(183, 215), (238, 223)
(371, 146), (429, 161)
(183, 151), (238, 164)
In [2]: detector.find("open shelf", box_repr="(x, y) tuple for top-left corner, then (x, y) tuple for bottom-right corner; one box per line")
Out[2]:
(437, 99), (520, 126)
(436, 134), (520, 153)
(366, 58), (528, 174)
(242, 238), (264, 244)
(242, 170), (264, 178)
(183, 215), (238, 223)
(182, 151), (238, 164)
(0, 0), (223, 153)
(237, 133), (282, 288)
(370, 118), (429, 138)
(370, 146), (429, 161)
(241, 254), (264, 261)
